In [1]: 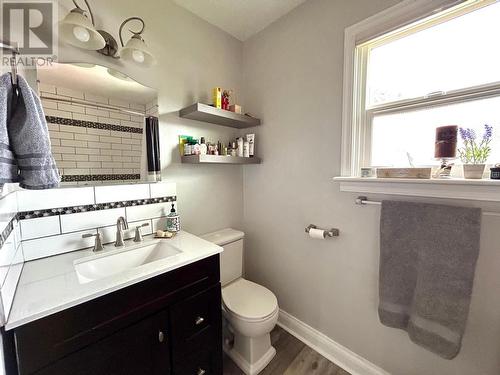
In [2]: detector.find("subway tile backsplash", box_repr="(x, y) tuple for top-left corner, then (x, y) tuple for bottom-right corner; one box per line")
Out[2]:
(150, 182), (176, 198)
(94, 183), (150, 204)
(0, 217), (23, 325)
(22, 229), (97, 261)
(16, 182), (176, 259)
(126, 202), (175, 222)
(20, 216), (60, 241)
(100, 219), (153, 244)
(60, 207), (126, 233)
(17, 187), (95, 212)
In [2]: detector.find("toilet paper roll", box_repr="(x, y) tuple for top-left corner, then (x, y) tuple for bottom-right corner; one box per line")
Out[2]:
(308, 228), (326, 239)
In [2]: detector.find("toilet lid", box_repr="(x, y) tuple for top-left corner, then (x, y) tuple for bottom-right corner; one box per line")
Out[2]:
(222, 279), (278, 320)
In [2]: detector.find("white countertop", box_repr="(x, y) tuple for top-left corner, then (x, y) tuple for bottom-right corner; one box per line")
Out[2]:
(6, 231), (222, 330)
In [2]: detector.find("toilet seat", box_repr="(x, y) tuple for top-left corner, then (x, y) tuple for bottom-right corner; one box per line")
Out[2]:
(222, 278), (278, 322)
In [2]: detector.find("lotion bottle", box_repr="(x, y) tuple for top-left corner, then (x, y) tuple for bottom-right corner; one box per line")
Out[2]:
(200, 137), (207, 155)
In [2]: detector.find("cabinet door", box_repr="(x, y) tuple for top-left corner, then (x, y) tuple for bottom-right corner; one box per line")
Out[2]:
(170, 285), (222, 375)
(34, 310), (171, 375)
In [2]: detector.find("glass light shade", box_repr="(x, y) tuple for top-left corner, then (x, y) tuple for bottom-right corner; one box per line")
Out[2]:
(120, 36), (155, 67)
(73, 26), (90, 42)
(106, 68), (133, 82)
(59, 9), (106, 50)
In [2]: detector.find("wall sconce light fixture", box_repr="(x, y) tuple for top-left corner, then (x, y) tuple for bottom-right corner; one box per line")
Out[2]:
(60, 0), (156, 67)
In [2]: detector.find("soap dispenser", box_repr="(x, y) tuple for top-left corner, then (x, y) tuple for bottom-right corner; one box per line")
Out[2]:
(166, 204), (181, 232)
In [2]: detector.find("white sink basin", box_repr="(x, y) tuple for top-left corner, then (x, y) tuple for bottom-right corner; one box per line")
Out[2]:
(74, 240), (182, 284)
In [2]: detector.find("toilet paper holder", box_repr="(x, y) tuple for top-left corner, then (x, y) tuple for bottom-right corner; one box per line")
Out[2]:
(305, 224), (339, 238)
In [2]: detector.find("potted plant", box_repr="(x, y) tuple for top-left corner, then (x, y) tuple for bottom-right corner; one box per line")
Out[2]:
(458, 124), (493, 179)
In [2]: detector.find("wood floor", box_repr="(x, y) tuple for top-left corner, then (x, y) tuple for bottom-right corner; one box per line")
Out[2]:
(223, 326), (351, 375)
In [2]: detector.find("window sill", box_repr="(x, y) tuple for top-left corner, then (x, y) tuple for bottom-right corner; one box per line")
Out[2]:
(333, 177), (500, 202)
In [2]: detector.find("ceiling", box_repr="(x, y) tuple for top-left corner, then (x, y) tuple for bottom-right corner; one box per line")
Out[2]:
(37, 63), (157, 105)
(173, 0), (308, 41)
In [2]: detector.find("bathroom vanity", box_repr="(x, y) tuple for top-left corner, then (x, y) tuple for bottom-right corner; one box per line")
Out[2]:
(1, 233), (223, 375)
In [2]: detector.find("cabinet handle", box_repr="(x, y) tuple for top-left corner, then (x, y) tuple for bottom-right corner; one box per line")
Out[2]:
(197, 368), (206, 375)
(158, 330), (165, 343)
(195, 316), (205, 326)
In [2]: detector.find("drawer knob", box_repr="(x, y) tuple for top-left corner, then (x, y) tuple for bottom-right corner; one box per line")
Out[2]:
(197, 368), (206, 375)
(195, 316), (205, 326)
(158, 330), (166, 343)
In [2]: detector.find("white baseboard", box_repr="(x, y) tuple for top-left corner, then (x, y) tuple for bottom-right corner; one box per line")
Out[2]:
(277, 309), (390, 375)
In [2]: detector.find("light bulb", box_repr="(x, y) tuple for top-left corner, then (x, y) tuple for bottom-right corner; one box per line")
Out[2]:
(73, 26), (90, 42)
(132, 49), (145, 63)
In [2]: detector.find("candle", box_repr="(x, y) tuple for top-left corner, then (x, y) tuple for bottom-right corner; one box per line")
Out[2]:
(435, 125), (458, 159)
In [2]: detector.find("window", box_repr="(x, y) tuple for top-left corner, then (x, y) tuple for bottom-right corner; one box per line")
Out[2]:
(342, 0), (500, 175)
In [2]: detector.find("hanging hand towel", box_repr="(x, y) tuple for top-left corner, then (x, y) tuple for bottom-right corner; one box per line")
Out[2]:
(0, 73), (18, 184)
(379, 200), (481, 359)
(8, 73), (59, 189)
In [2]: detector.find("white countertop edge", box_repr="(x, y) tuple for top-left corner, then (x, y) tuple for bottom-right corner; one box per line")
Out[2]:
(6, 233), (222, 330)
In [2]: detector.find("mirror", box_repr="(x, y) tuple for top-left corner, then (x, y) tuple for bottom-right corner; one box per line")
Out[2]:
(36, 62), (159, 185)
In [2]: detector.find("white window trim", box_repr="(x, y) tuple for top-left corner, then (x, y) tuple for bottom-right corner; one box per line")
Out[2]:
(335, 176), (500, 202)
(340, 0), (481, 177)
(336, 0), (500, 202)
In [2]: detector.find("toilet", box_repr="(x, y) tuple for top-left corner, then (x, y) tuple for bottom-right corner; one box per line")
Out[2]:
(202, 228), (279, 375)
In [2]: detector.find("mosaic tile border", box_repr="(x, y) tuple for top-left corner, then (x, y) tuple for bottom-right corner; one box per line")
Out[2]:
(18, 196), (176, 220)
(61, 174), (141, 183)
(46, 116), (143, 134)
(0, 218), (15, 249)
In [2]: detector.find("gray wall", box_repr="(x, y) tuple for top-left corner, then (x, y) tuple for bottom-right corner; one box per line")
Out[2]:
(241, 0), (500, 374)
(55, 0), (244, 234)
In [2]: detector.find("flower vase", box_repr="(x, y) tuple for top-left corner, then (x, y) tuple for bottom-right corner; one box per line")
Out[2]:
(463, 164), (485, 179)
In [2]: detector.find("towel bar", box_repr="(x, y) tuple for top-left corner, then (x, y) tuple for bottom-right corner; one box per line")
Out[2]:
(355, 196), (500, 217)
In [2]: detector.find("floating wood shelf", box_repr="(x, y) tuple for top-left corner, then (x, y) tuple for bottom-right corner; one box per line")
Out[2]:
(179, 103), (261, 129)
(181, 155), (262, 164)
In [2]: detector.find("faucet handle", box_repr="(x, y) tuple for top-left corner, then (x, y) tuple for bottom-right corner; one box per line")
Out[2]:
(82, 232), (104, 252)
(133, 223), (150, 243)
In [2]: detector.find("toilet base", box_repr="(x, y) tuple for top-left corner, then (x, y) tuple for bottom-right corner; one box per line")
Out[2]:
(225, 343), (276, 375)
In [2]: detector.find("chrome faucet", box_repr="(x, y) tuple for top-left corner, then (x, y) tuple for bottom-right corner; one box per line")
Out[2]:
(115, 216), (129, 247)
(82, 231), (104, 252)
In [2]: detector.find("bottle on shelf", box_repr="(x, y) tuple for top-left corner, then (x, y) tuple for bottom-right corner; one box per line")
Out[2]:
(200, 137), (207, 155)
(243, 141), (250, 158)
(193, 141), (200, 155)
(237, 137), (244, 157)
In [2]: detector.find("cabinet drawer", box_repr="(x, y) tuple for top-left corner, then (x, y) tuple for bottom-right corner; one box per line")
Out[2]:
(173, 347), (213, 375)
(172, 327), (217, 375)
(171, 285), (219, 343)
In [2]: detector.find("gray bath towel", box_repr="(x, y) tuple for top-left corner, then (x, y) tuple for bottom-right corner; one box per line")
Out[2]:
(379, 200), (481, 359)
(1, 73), (60, 189)
(0, 73), (18, 183)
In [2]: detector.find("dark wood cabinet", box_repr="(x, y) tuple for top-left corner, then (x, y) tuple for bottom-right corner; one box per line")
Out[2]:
(2, 255), (222, 375)
(34, 310), (170, 375)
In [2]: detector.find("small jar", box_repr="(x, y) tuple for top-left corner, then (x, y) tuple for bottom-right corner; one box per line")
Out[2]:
(491, 165), (500, 180)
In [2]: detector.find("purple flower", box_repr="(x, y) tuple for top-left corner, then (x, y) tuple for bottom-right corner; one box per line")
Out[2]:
(459, 127), (467, 141)
(459, 127), (476, 142)
(483, 124), (493, 141)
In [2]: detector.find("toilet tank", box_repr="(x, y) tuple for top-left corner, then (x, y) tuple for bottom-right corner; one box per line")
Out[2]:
(201, 228), (245, 286)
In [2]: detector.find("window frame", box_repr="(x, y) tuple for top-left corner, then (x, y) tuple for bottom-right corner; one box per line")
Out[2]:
(340, 0), (499, 176)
